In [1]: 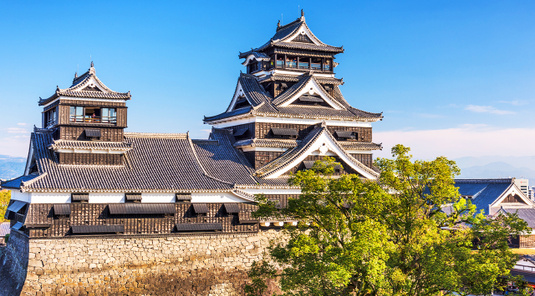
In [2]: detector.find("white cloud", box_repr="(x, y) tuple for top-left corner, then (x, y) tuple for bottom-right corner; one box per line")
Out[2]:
(0, 134), (30, 157)
(5, 127), (28, 134)
(374, 125), (535, 160)
(498, 100), (529, 106)
(16, 122), (28, 126)
(416, 113), (445, 119)
(465, 105), (515, 115)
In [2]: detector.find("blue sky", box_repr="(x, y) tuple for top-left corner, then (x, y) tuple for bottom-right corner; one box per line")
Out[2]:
(0, 0), (534, 160)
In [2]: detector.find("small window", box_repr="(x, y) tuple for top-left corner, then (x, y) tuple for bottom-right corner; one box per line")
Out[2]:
(311, 58), (322, 70)
(70, 106), (84, 122)
(125, 193), (142, 203)
(335, 131), (357, 141)
(44, 107), (57, 128)
(101, 108), (117, 124)
(271, 128), (298, 139)
(69, 106), (116, 124)
(298, 58), (309, 70)
(71, 193), (89, 203)
(324, 59), (332, 71)
(286, 56), (297, 68)
(176, 193), (192, 203)
(276, 55), (284, 68)
(192, 204), (209, 216)
(85, 129), (101, 139)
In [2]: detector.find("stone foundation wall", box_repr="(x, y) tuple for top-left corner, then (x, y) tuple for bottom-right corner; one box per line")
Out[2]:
(13, 230), (284, 295)
(0, 231), (29, 296)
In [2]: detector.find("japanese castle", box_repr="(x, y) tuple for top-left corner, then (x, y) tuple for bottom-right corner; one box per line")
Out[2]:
(2, 12), (382, 238)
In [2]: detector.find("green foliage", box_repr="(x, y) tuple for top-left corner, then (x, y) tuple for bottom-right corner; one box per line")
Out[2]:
(0, 190), (10, 223)
(3, 233), (8, 243)
(246, 145), (530, 296)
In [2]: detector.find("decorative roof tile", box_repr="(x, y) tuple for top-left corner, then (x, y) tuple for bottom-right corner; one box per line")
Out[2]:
(338, 142), (383, 151)
(49, 139), (132, 152)
(258, 74), (343, 85)
(239, 15), (343, 58)
(39, 63), (131, 106)
(234, 138), (299, 149)
(204, 74), (382, 123)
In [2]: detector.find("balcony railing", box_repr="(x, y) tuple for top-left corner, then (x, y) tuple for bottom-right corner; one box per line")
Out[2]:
(70, 116), (116, 124)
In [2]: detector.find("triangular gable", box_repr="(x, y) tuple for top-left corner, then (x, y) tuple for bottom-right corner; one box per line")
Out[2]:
(67, 69), (115, 94)
(273, 75), (345, 110)
(226, 81), (252, 112)
(277, 18), (326, 46)
(490, 182), (533, 209)
(256, 124), (379, 180)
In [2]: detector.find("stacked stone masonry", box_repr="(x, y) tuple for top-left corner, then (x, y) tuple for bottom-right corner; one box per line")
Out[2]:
(0, 229), (284, 295)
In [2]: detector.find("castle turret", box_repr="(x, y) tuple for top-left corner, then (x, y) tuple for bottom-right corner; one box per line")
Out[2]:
(38, 63), (132, 165)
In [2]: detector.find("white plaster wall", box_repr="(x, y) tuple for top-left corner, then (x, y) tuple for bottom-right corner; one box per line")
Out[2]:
(242, 188), (302, 195)
(191, 193), (247, 203)
(89, 193), (124, 203)
(141, 193), (175, 203)
(31, 193), (70, 204)
(9, 190), (31, 203)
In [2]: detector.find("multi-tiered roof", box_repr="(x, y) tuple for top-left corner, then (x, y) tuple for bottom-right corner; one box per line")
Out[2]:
(205, 11), (382, 179)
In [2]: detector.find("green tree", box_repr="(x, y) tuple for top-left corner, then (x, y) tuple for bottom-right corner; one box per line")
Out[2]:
(246, 145), (530, 296)
(0, 190), (10, 223)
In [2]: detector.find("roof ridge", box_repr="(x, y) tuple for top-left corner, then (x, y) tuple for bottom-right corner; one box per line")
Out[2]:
(455, 178), (514, 183)
(186, 135), (235, 187)
(124, 132), (188, 139)
(276, 17), (303, 32)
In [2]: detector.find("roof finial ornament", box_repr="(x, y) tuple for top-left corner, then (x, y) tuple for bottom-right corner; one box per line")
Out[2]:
(277, 20), (280, 28)
(74, 72), (78, 79)
(89, 61), (96, 74)
(301, 9), (304, 18)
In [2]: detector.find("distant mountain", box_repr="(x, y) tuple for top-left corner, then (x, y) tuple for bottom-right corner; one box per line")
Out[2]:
(455, 156), (535, 186)
(0, 155), (26, 180)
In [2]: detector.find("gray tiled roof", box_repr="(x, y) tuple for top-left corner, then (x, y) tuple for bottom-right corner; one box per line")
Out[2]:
(502, 208), (535, 228)
(258, 74), (343, 85)
(193, 129), (258, 186)
(49, 139), (132, 151)
(234, 138), (299, 149)
(239, 17), (343, 58)
(204, 74), (382, 123)
(338, 142), (383, 151)
(455, 179), (514, 215)
(233, 138), (381, 151)
(1, 175), (39, 189)
(39, 64), (131, 106)
(6, 128), (263, 193)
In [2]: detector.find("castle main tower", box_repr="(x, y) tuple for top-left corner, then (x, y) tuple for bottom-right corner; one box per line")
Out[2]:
(205, 11), (383, 180)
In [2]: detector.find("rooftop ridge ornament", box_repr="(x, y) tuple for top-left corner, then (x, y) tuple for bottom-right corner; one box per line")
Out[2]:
(277, 20), (280, 28)
(301, 9), (304, 17)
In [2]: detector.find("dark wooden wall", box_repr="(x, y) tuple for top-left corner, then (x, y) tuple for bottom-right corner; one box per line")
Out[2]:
(58, 99), (127, 127)
(23, 203), (259, 238)
(58, 153), (123, 165)
(254, 123), (372, 142)
(58, 126), (124, 142)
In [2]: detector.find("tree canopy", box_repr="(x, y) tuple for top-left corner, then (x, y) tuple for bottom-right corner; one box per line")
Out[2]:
(246, 145), (530, 296)
(0, 190), (10, 223)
